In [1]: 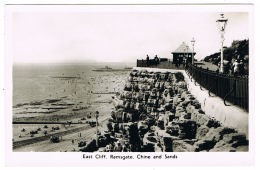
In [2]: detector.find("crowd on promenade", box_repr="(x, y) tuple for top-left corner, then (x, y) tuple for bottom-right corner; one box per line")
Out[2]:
(226, 59), (248, 76)
(142, 54), (249, 77)
(214, 59), (248, 77)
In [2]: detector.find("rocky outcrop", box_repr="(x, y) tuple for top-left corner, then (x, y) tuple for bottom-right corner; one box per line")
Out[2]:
(90, 69), (249, 152)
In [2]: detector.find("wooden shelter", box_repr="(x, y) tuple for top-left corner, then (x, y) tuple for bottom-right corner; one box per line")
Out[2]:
(171, 42), (196, 64)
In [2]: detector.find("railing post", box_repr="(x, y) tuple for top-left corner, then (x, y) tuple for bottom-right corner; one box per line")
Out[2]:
(224, 76), (236, 106)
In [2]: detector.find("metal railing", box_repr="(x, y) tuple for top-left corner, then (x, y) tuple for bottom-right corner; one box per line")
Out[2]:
(185, 64), (249, 111)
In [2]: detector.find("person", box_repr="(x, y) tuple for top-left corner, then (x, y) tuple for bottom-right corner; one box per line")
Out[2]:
(233, 59), (240, 76)
(175, 58), (179, 68)
(154, 55), (159, 67)
(240, 60), (245, 75)
(114, 141), (123, 152)
(146, 55), (150, 67)
(225, 61), (231, 74)
(122, 145), (128, 152)
(183, 58), (186, 68)
(106, 144), (112, 152)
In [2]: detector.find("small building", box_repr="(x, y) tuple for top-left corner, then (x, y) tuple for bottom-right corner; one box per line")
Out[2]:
(171, 42), (196, 64)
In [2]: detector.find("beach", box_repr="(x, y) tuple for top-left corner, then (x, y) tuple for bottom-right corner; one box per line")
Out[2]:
(13, 63), (134, 152)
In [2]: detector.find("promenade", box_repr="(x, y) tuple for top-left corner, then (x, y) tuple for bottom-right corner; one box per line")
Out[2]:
(137, 60), (218, 71)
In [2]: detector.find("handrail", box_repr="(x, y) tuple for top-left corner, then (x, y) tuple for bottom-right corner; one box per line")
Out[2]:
(186, 63), (248, 111)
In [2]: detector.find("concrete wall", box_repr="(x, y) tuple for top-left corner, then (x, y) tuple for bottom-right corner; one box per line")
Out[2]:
(183, 72), (249, 139)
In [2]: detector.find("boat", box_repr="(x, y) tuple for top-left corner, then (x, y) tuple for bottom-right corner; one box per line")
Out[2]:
(92, 66), (133, 72)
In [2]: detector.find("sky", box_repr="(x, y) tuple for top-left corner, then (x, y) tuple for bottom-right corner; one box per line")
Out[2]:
(7, 5), (251, 63)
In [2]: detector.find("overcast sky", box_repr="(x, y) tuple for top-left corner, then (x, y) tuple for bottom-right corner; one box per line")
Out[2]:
(8, 5), (250, 63)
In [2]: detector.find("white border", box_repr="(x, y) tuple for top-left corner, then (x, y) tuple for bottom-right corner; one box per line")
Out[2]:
(1, 0), (259, 169)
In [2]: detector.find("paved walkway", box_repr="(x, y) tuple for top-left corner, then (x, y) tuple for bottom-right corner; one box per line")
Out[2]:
(194, 61), (218, 71)
(140, 60), (218, 72)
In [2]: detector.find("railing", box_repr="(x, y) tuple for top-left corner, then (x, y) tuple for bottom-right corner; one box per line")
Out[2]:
(136, 59), (185, 70)
(186, 64), (249, 111)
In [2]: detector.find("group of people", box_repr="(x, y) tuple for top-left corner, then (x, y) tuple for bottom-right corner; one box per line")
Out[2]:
(146, 55), (160, 67)
(105, 141), (129, 152)
(231, 59), (248, 76)
(218, 59), (248, 76)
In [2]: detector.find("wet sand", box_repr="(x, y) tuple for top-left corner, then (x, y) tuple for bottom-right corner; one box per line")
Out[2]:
(13, 71), (130, 152)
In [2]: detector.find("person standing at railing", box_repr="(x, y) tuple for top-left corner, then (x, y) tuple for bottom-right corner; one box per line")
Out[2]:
(233, 59), (240, 76)
(154, 55), (159, 67)
(146, 55), (150, 67)
(239, 60), (245, 75)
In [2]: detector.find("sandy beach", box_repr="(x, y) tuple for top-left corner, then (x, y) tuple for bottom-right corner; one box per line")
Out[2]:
(13, 64), (132, 152)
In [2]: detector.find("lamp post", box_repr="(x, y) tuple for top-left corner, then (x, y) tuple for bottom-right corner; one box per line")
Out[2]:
(216, 12), (228, 73)
(191, 38), (195, 65)
(95, 111), (99, 148)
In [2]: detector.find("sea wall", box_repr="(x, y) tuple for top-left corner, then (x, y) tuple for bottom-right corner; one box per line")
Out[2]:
(181, 70), (249, 139)
(133, 67), (248, 139)
(80, 67), (248, 152)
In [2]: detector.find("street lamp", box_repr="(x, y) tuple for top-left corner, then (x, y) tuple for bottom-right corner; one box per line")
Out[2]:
(191, 38), (195, 65)
(95, 111), (99, 148)
(216, 12), (228, 73)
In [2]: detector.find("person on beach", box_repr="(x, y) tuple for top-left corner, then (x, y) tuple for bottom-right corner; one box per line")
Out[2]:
(114, 141), (123, 152)
(122, 145), (128, 152)
(106, 143), (113, 152)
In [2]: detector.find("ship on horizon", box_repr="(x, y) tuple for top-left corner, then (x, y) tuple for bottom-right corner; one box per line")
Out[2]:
(92, 66), (133, 72)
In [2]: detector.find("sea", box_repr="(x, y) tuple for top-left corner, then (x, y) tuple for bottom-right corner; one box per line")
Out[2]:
(13, 62), (135, 106)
